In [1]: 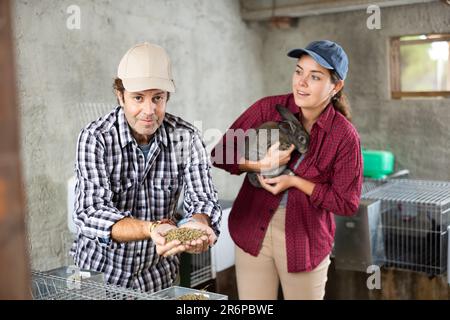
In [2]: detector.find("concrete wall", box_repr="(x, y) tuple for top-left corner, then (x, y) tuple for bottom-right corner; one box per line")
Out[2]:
(13, 0), (264, 270)
(261, 1), (450, 180)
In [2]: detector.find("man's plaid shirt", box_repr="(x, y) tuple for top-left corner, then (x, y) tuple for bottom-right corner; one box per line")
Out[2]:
(70, 106), (221, 292)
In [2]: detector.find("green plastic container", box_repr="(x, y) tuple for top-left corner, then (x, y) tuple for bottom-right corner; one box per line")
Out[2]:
(362, 149), (394, 179)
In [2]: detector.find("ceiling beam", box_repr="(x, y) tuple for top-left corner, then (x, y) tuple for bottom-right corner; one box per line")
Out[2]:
(240, 0), (440, 21)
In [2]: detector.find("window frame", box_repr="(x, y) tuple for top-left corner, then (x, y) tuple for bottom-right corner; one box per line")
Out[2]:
(390, 33), (450, 99)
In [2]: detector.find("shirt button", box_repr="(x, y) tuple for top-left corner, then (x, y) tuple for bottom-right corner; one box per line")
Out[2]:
(260, 226), (265, 231)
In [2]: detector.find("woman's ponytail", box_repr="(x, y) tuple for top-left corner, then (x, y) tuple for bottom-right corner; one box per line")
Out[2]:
(330, 71), (352, 122)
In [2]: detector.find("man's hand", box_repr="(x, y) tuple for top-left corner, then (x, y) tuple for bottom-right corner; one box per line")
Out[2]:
(151, 223), (186, 257)
(259, 142), (295, 173)
(180, 219), (217, 254)
(257, 174), (295, 195)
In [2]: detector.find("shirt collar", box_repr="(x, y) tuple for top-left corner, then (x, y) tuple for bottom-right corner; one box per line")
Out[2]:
(117, 107), (135, 149)
(287, 94), (335, 133)
(313, 103), (335, 133)
(117, 107), (170, 149)
(157, 121), (169, 147)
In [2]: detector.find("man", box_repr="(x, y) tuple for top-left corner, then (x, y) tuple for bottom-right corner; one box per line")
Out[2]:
(70, 42), (221, 292)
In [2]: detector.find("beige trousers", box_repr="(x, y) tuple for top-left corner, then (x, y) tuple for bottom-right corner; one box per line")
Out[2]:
(235, 208), (330, 300)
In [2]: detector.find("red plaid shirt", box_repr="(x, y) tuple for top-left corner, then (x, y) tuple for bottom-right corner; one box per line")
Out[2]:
(211, 93), (363, 272)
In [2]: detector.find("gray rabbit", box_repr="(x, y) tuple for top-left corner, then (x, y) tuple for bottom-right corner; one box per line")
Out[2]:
(243, 104), (309, 188)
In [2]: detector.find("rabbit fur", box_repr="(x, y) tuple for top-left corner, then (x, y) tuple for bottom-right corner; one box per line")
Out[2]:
(243, 104), (309, 188)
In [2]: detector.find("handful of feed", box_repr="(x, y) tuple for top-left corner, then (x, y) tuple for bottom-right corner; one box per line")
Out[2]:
(164, 228), (207, 244)
(177, 293), (208, 300)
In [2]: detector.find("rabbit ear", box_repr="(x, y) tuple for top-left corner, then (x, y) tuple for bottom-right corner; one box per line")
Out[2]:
(288, 121), (297, 132)
(275, 104), (301, 125)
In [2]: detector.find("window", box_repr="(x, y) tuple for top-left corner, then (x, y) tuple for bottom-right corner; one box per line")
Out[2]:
(390, 34), (450, 99)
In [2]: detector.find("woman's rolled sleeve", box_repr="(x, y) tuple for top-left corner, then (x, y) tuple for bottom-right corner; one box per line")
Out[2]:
(310, 135), (363, 216)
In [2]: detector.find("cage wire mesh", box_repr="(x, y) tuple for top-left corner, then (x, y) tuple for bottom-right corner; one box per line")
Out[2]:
(362, 179), (450, 276)
(362, 179), (384, 196)
(31, 270), (158, 300)
(362, 169), (410, 196)
(190, 249), (214, 287)
(31, 270), (225, 300)
(74, 102), (115, 130)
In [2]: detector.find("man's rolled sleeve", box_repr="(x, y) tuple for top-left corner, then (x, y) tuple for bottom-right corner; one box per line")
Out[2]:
(73, 129), (131, 243)
(310, 135), (363, 216)
(183, 132), (222, 236)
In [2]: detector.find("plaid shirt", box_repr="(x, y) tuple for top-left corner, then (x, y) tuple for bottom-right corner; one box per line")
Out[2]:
(70, 106), (221, 292)
(211, 93), (362, 272)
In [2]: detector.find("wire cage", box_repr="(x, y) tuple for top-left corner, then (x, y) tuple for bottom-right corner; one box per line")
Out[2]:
(332, 175), (409, 272)
(362, 179), (384, 196)
(31, 270), (226, 300)
(31, 270), (157, 300)
(362, 169), (410, 196)
(362, 179), (450, 276)
(190, 249), (215, 287)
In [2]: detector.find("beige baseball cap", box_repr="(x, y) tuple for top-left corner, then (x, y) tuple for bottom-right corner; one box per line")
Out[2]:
(117, 42), (175, 93)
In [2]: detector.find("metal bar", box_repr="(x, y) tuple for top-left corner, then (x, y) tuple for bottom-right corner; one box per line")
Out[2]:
(240, 0), (439, 21)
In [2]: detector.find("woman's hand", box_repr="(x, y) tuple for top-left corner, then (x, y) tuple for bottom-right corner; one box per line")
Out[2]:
(258, 174), (317, 196)
(257, 174), (295, 195)
(259, 142), (295, 173)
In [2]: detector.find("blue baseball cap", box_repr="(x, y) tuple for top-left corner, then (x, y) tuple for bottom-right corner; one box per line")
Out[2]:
(287, 40), (348, 80)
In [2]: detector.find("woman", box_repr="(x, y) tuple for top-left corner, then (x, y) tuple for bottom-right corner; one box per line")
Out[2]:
(211, 40), (363, 300)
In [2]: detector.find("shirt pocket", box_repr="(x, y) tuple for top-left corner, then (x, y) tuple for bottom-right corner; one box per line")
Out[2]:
(110, 176), (135, 192)
(151, 177), (181, 202)
(151, 177), (182, 218)
(111, 178), (135, 205)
